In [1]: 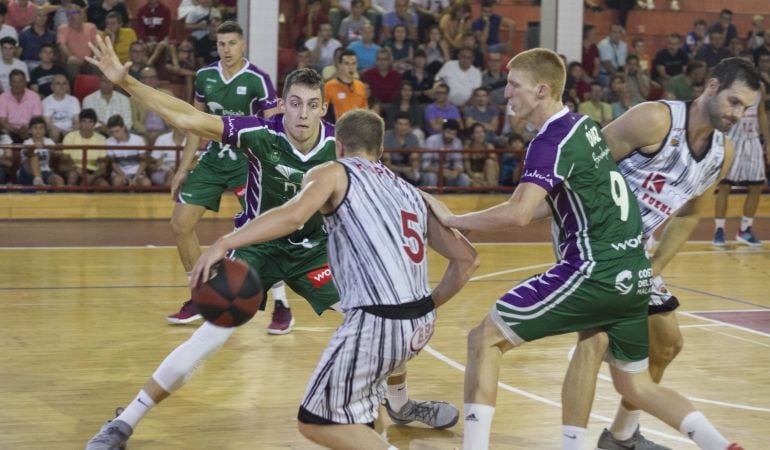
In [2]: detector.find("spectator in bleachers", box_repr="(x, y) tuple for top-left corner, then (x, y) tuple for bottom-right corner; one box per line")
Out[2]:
(321, 46), (345, 81)
(578, 82), (611, 127)
(106, 114), (150, 187)
(43, 73), (80, 142)
(609, 75), (632, 119)
(454, 30), (483, 69)
(383, 23), (413, 73)
(472, 0), (515, 55)
(102, 11), (137, 64)
(402, 48), (434, 103)
(747, 15), (766, 51)
(597, 24), (627, 87)
(0, 69), (41, 142)
(282, 44), (312, 79)
(463, 122), (498, 188)
(165, 38), (199, 102)
(52, 0), (86, 31)
(362, 80), (382, 115)
(753, 31), (770, 64)
(695, 25), (729, 68)
(383, 80), (424, 143)
(411, 0), (449, 43)
(361, 47), (401, 104)
(324, 49), (367, 121)
(624, 54), (650, 105)
(61, 108), (109, 186)
(148, 126), (185, 186)
(381, 0), (417, 42)
(652, 33), (688, 85)
(663, 60), (707, 101)
(727, 37), (745, 58)
(481, 51), (506, 108)
(57, 3), (99, 80)
(306, 21), (342, 72)
(83, 74), (133, 134)
(439, 2), (471, 50)
(421, 118), (470, 188)
(18, 9), (56, 70)
(566, 61), (590, 102)
(295, 0), (329, 45)
(423, 81), (460, 135)
(337, 0), (370, 46)
(581, 24), (599, 82)
(631, 37), (651, 75)
(8, 0), (58, 33)
(0, 4), (19, 42)
(136, 0), (172, 52)
(87, 0), (129, 31)
(463, 87), (499, 143)
(709, 9), (736, 48)
(382, 111), (421, 185)
(684, 19), (708, 59)
(347, 22), (380, 72)
(435, 47), (482, 107)
(132, 67), (171, 145)
(194, 14), (223, 66)
(420, 25), (450, 75)
(0, 37), (28, 92)
(17, 115), (63, 186)
(185, 0), (221, 41)
(127, 40), (151, 79)
(499, 132), (524, 186)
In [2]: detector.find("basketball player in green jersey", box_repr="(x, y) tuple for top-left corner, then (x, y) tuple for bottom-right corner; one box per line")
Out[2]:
(165, 20), (295, 334)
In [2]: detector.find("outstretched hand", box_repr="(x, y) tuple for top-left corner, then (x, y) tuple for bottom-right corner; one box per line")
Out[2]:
(420, 190), (455, 228)
(86, 34), (132, 86)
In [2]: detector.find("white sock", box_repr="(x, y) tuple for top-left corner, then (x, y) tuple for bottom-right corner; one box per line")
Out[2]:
(609, 404), (641, 440)
(116, 390), (155, 429)
(740, 216), (753, 231)
(561, 425), (586, 450)
(714, 219), (726, 230)
(679, 411), (729, 450)
(271, 282), (289, 308)
(386, 382), (408, 412)
(463, 404), (495, 450)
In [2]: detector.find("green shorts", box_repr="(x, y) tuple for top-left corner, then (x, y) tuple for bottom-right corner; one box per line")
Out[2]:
(491, 260), (652, 367)
(177, 151), (248, 212)
(232, 239), (339, 315)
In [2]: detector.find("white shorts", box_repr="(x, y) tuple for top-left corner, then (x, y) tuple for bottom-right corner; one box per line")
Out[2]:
(723, 137), (766, 185)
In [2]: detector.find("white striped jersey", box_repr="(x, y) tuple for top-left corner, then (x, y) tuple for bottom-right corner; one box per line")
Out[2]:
(324, 157), (432, 311)
(728, 93), (761, 142)
(618, 100), (725, 235)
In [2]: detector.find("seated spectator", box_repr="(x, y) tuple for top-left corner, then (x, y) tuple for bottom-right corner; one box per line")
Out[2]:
(631, 37), (651, 75)
(185, 0), (221, 41)
(127, 41), (153, 80)
(463, 87), (499, 143)
(0, 69), (42, 142)
(18, 9), (56, 70)
(472, 0), (515, 54)
(624, 54), (650, 105)
(597, 24), (627, 87)
(8, 0), (58, 33)
(0, 37), (28, 92)
(194, 15), (223, 66)
(347, 23), (380, 72)
(43, 74), (80, 142)
(383, 23), (414, 73)
(148, 126), (185, 186)
(684, 19), (708, 59)
(61, 108), (108, 186)
(727, 37), (745, 58)
(499, 132), (524, 186)
(57, 3), (99, 80)
(87, 0), (129, 31)
(136, 0), (172, 52)
(578, 82), (612, 127)
(102, 11), (137, 64)
(294, 0), (329, 46)
(83, 74), (133, 134)
(402, 49), (434, 103)
(0, 4), (19, 42)
(383, 80), (424, 143)
(382, 111), (421, 185)
(566, 61), (590, 102)
(382, 0), (418, 42)
(482, 51), (507, 108)
(581, 24), (600, 82)
(306, 21), (342, 72)
(421, 118), (470, 187)
(435, 47), (482, 107)
(420, 25), (450, 75)
(337, 0), (370, 46)
(453, 31), (484, 69)
(747, 15), (766, 51)
(609, 76), (632, 119)
(664, 60), (707, 101)
(695, 26), (729, 68)
(131, 67), (172, 144)
(282, 45), (313, 80)
(652, 33), (688, 85)
(411, 0), (450, 43)
(106, 114), (150, 187)
(177, 0), (198, 21)
(324, 50), (367, 121)
(439, 2), (471, 50)
(709, 9), (737, 48)
(17, 115), (63, 186)
(30, 44), (67, 97)
(464, 122), (498, 188)
(423, 82), (460, 135)
(361, 47), (401, 104)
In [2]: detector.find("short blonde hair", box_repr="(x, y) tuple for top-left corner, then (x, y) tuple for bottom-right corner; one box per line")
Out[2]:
(335, 109), (384, 154)
(507, 48), (566, 101)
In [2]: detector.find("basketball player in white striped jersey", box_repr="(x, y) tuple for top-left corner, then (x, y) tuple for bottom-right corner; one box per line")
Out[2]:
(562, 57), (760, 449)
(190, 109), (479, 449)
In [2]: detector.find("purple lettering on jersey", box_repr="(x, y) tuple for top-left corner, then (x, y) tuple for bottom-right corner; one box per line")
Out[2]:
(519, 138), (560, 193)
(221, 114), (268, 148)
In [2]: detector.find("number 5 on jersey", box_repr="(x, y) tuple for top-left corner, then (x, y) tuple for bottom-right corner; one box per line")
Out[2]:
(401, 210), (425, 263)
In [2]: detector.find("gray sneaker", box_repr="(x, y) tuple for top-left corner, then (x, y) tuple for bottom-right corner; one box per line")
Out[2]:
(85, 419), (133, 450)
(384, 399), (459, 429)
(597, 426), (672, 450)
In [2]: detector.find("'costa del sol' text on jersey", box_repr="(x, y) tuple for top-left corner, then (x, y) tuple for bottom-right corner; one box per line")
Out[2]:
(323, 157), (431, 311)
(221, 114), (336, 243)
(195, 60), (278, 169)
(618, 101), (725, 235)
(521, 108), (645, 278)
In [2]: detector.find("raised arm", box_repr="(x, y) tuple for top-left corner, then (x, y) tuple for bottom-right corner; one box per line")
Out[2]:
(87, 35), (223, 142)
(425, 208), (480, 307)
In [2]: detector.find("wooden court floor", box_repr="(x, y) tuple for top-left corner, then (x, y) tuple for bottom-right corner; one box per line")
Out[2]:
(0, 221), (768, 449)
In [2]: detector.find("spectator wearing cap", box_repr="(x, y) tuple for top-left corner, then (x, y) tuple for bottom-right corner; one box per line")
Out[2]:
(18, 9), (56, 70)
(0, 37), (27, 93)
(0, 4), (19, 42)
(420, 118), (471, 188)
(87, 0), (129, 31)
(57, 3), (100, 80)
(423, 82), (460, 135)
(30, 44), (67, 97)
(0, 69), (42, 142)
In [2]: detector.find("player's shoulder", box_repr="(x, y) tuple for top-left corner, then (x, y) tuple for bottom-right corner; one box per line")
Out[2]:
(195, 61), (221, 78)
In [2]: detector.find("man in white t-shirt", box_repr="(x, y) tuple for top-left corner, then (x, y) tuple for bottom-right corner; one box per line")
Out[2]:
(106, 113), (150, 187)
(305, 21), (342, 71)
(43, 74), (81, 142)
(184, 0), (221, 40)
(18, 115), (63, 186)
(149, 126), (185, 186)
(435, 48), (482, 106)
(0, 36), (28, 93)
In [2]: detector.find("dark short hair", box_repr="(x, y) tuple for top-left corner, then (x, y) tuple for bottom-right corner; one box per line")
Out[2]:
(80, 108), (98, 122)
(443, 119), (461, 132)
(413, 48), (426, 59)
(709, 24), (724, 36)
(9, 68), (26, 81)
(338, 49), (357, 64)
(39, 43), (55, 53)
(282, 67), (324, 99)
(720, 8), (732, 17)
(393, 111), (412, 123)
(710, 57), (761, 92)
(107, 114), (125, 129)
(105, 11), (123, 24)
(29, 116), (46, 128)
(216, 20), (243, 36)
(0, 36), (17, 47)
(626, 54), (640, 64)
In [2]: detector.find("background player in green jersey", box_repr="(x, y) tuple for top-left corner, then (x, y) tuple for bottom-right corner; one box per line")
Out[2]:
(164, 21), (295, 334)
(423, 48), (742, 450)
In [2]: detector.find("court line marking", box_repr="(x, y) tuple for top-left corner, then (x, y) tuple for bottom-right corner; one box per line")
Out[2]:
(677, 311), (770, 338)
